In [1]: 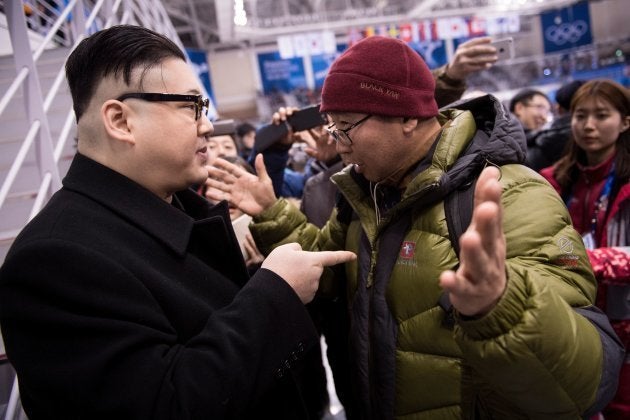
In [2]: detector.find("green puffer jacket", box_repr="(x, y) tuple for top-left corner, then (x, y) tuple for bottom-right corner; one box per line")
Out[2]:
(250, 95), (612, 419)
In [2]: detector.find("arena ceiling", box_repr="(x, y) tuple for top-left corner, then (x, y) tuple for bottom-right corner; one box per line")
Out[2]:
(162, 0), (581, 50)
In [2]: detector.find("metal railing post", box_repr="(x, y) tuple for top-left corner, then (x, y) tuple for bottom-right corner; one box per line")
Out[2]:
(6, 0), (62, 197)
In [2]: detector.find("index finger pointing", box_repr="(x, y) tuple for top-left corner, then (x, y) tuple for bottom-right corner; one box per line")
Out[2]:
(313, 250), (357, 267)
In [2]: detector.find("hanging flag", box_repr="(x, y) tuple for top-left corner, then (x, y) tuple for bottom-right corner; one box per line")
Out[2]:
(307, 33), (323, 55)
(417, 20), (436, 41)
(277, 35), (295, 59)
(399, 23), (413, 43)
(388, 24), (400, 39)
(487, 15), (520, 35)
(410, 22), (420, 43)
(321, 31), (337, 54)
(437, 17), (470, 39)
(348, 28), (364, 46)
(377, 24), (389, 37)
(292, 34), (308, 57)
(468, 16), (486, 36)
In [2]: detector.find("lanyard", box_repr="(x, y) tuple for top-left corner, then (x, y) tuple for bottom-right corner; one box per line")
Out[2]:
(583, 165), (616, 249)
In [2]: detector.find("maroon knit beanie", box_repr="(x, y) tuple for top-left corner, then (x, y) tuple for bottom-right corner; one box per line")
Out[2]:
(320, 36), (438, 118)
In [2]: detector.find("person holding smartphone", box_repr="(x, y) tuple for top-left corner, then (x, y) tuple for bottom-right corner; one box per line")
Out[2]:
(247, 36), (503, 418)
(207, 36), (623, 419)
(256, 36), (502, 201)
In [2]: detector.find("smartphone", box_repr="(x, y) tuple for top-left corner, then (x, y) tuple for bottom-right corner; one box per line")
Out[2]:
(254, 123), (290, 152)
(212, 119), (236, 136)
(231, 213), (253, 259)
(254, 104), (327, 152)
(287, 104), (328, 132)
(491, 37), (514, 61)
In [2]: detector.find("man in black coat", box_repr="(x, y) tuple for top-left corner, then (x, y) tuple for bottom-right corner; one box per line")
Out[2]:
(0, 25), (354, 419)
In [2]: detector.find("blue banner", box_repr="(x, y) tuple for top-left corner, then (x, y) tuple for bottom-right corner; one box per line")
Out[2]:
(186, 49), (217, 120)
(409, 40), (447, 69)
(258, 51), (306, 94)
(540, 1), (592, 54)
(312, 44), (346, 89)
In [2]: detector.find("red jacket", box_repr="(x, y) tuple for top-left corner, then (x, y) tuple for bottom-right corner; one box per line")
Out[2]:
(541, 157), (630, 420)
(541, 156), (630, 327)
(541, 154), (630, 247)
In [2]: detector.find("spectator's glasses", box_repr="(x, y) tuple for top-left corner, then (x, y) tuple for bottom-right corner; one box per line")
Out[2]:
(116, 93), (210, 120)
(326, 115), (371, 146)
(523, 102), (551, 114)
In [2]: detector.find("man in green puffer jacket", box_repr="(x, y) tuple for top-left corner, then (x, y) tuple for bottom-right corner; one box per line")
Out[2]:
(206, 36), (624, 419)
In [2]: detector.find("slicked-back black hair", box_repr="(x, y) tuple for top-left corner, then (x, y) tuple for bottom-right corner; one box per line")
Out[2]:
(65, 25), (186, 121)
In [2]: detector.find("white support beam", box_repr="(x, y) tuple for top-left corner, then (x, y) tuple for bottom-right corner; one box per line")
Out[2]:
(215, 0), (235, 42)
(407, 0), (441, 19)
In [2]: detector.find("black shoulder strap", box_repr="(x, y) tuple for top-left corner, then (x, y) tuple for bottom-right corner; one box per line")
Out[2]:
(439, 177), (478, 327)
(444, 178), (477, 258)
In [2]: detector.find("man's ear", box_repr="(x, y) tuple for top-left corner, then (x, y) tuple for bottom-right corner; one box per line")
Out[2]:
(402, 117), (419, 134)
(101, 99), (135, 145)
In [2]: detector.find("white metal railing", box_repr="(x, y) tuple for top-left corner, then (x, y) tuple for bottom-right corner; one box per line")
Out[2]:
(0, 0), (190, 233)
(0, 1), (192, 418)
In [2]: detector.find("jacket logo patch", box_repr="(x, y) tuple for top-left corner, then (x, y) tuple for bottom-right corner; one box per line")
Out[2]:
(553, 236), (579, 267)
(400, 241), (416, 259)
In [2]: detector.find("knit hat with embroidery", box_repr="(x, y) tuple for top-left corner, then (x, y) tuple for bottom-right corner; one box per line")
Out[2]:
(320, 36), (438, 118)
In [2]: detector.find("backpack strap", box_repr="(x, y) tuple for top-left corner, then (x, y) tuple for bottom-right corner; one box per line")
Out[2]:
(439, 178), (478, 328)
(445, 178), (477, 259)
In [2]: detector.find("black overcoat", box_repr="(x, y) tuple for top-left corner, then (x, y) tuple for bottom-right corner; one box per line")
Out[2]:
(0, 153), (318, 419)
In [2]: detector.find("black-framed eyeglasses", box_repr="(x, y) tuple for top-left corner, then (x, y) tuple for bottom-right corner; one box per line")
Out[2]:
(116, 93), (210, 121)
(326, 115), (371, 146)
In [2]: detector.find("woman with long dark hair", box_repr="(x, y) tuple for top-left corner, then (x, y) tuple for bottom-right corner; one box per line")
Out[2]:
(541, 79), (630, 420)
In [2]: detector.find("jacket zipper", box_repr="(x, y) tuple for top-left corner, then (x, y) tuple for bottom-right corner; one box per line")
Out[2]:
(368, 242), (377, 417)
(366, 248), (378, 288)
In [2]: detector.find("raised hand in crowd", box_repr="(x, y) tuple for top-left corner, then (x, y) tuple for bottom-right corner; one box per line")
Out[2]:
(439, 166), (506, 316)
(443, 36), (499, 82)
(206, 154), (277, 217)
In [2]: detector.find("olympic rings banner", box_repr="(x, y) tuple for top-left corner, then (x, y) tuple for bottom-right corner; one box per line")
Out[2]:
(541, 1), (592, 54)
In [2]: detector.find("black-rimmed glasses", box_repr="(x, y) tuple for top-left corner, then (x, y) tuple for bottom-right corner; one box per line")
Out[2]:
(116, 93), (210, 121)
(326, 115), (371, 146)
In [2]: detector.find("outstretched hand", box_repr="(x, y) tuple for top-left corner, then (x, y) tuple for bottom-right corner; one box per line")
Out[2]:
(206, 154), (277, 217)
(445, 36), (498, 81)
(262, 243), (356, 303)
(439, 166), (506, 316)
